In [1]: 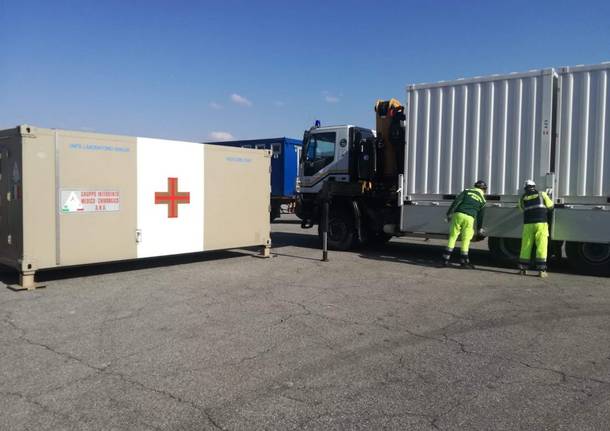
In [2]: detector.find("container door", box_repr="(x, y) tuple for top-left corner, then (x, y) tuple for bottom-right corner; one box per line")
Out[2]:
(0, 139), (22, 266)
(136, 138), (204, 257)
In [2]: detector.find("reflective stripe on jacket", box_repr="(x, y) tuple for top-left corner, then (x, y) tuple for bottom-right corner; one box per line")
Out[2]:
(519, 190), (553, 224)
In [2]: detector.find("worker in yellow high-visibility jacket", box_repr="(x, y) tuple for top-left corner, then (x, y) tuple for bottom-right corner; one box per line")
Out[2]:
(518, 179), (554, 278)
(442, 180), (487, 269)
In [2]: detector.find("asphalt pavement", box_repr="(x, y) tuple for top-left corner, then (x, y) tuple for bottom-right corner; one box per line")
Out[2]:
(1, 215), (609, 430)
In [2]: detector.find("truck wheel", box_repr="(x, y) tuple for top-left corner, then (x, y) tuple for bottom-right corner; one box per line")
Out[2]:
(318, 209), (356, 251)
(270, 203), (281, 222)
(489, 237), (563, 264)
(488, 237), (521, 263)
(565, 242), (610, 276)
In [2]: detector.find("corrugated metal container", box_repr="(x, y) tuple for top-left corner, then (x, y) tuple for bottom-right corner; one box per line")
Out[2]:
(206, 138), (302, 198)
(555, 62), (610, 203)
(0, 125), (271, 288)
(405, 69), (555, 200)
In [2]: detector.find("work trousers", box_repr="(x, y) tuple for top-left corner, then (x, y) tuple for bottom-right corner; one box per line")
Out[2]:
(519, 222), (549, 270)
(443, 212), (475, 261)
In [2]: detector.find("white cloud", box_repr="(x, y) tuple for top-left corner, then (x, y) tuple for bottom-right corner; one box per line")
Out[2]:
(209, 102), (223, 109)
(230, 93), (253, 107)
(208, 131), (235, 141)
(322, 91), (340, 103)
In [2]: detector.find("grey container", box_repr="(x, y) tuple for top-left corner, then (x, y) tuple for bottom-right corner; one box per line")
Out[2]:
(405, 69), (556, 201)
(555, 62), (610, 204)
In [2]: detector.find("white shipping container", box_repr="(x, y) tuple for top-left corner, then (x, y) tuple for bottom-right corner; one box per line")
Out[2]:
(555, 62), (610, 203)
(405, 69), (555, 200)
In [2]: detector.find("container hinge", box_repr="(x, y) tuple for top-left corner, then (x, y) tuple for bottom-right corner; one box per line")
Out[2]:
(135, 229), (142, 243)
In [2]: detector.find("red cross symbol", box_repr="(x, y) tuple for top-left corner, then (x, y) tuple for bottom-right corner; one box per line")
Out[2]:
(154, 177), (190, 218)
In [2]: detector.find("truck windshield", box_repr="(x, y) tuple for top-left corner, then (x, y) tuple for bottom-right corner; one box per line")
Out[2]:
(303, 132), (336, 176)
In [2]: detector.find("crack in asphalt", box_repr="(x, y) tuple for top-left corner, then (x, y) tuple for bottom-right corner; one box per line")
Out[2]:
(441, 333), (610, 387)
(233, 343), (279, 365)
(429, 393), (482, 430)
(281, 300), (610, 389)
(4, 292), (609, 430)
(0, 390), (76, 426)
(1, 315), (228, 431)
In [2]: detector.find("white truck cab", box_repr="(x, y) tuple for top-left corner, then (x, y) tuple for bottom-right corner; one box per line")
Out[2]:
(298, 125), (374, 194)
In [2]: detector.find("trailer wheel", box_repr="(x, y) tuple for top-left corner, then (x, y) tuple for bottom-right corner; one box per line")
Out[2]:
(488, 237), (521, 263)
(565, 242), (610, 276)
(318, 209), (356, 251)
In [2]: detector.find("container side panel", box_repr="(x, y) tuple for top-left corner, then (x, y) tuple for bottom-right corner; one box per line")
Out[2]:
(283, 142), (299, 197)
(479, 81), (494, 189)
(405, 70), (553, 200)
(456, 85), (468, 192)
(58, 133), (137, 266)
(428, 87), (442, 194)
(481, 207), (522, 239)
(407, 90), (418, 194)
(552, 208), (610, 242)
(401, 205), (449, 235)
(556, 64), (610, 201)
(203, 146), (270, 250)
(136, 138), (204, 258)
(22, 133), (55, 270)
(0, 130), (24, 269)
(440, 86), (455, 192)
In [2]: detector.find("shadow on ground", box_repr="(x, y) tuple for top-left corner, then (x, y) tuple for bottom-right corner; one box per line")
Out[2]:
(271, 230), (572, 275)
(271, 217), (303, 225)
(359, 241), (572, 275)
(272, 231), (319, 250)
(0, 249), (249, 287)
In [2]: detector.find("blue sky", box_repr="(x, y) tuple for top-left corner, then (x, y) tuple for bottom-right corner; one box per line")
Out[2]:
(1, 0), (609, 142)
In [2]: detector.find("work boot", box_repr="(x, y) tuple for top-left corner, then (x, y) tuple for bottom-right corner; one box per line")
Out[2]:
(440, 259), (450, 268)
(539, 271), (548, 278)
(460, 256), (475, 269)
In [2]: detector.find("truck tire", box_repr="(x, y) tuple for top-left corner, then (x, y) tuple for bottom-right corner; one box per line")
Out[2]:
(318, 209), (356, 251)
(270, 202), (281, 222)
(488, 237), (521, 263)
(565, 242), (610, 276)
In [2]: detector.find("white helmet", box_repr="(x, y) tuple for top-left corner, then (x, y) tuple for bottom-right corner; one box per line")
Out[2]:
(524, 179), (536, 188)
